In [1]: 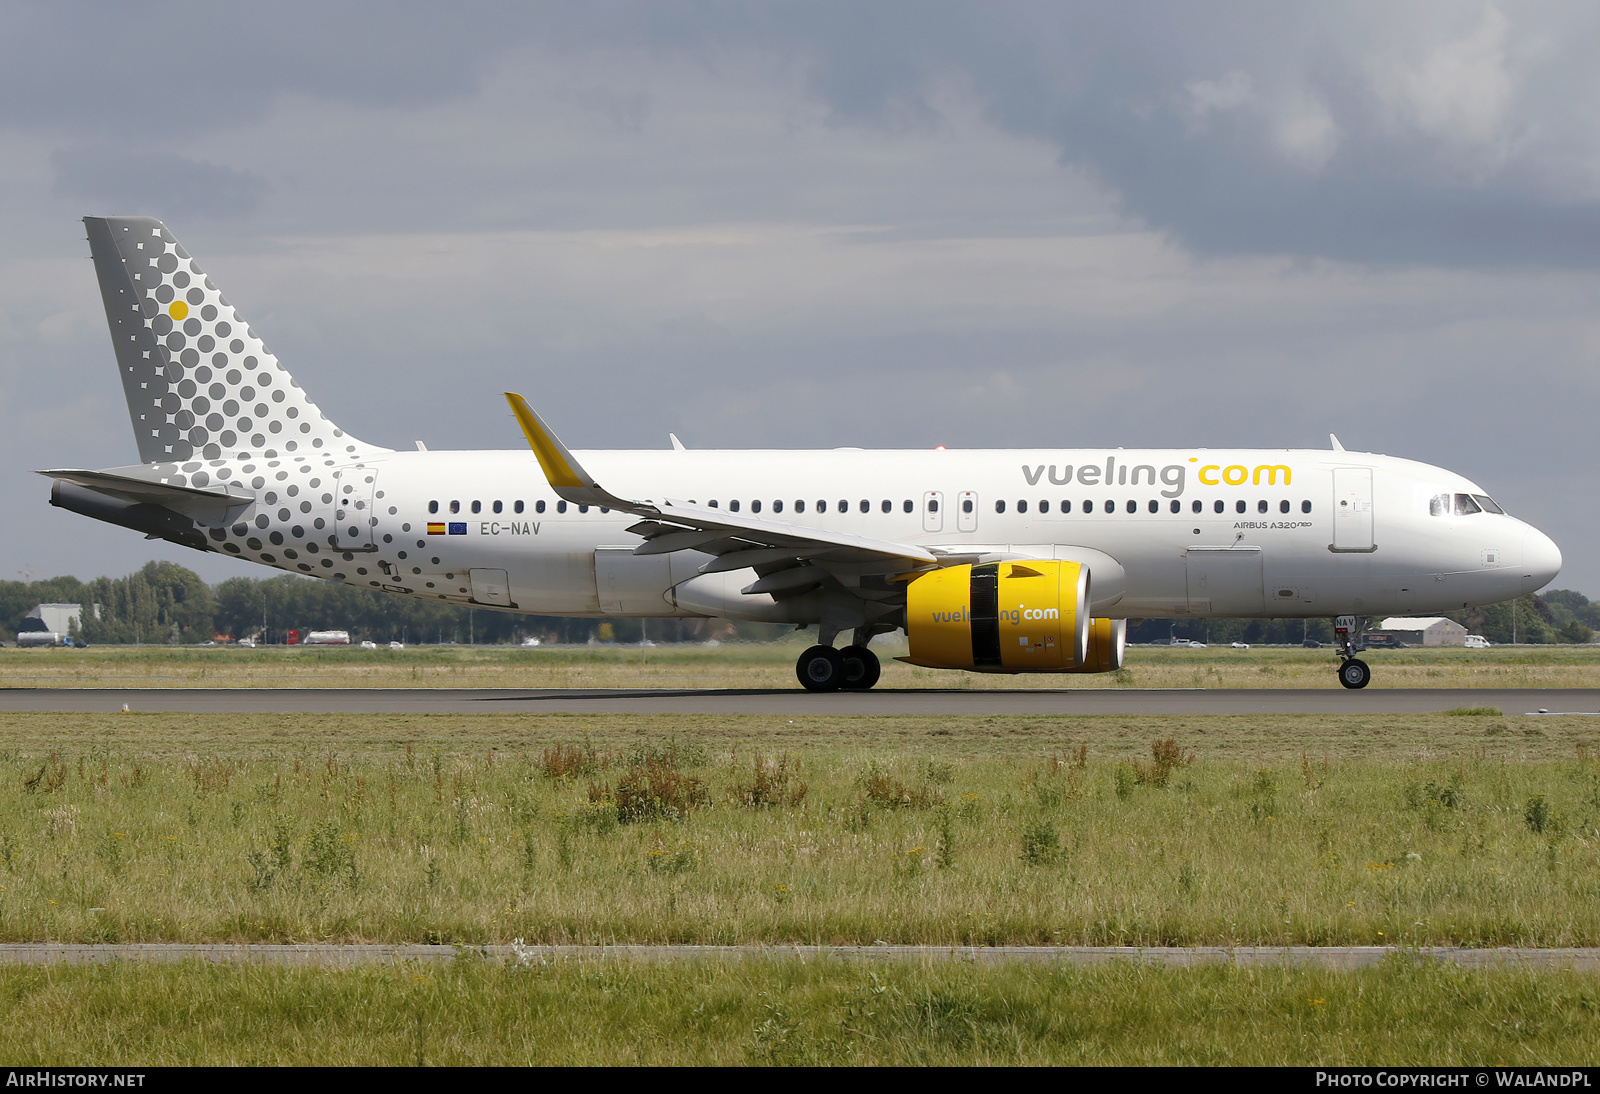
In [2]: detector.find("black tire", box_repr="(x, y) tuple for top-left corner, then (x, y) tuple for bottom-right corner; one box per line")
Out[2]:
(1338, 658), (1371, 690)
(838, 645), (881, 690)
(796, 645), (845, 692)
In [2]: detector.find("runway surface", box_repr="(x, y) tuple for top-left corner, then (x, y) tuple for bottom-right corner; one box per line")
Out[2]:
(0, 943), (1596, 970)
(0, 686), (1595, 715)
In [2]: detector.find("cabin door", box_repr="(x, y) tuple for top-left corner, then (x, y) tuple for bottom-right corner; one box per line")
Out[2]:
(1331, 467), (1375, 552)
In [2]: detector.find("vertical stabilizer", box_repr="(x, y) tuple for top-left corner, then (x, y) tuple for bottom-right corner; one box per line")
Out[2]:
(83, 216), (385, 465)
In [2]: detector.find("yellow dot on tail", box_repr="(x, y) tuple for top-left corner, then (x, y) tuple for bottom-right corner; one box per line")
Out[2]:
(169, 300), (188, 320)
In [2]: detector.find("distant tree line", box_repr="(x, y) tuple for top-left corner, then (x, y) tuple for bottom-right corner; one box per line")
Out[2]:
(0, 563), (769, 646)
(0, 562), (1592, 647)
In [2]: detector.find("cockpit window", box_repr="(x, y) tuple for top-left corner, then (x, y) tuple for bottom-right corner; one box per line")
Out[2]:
(1473, 494), (1505, 515)
(1429, 494), (1449, 517)
(1454, 493), (1483, 516)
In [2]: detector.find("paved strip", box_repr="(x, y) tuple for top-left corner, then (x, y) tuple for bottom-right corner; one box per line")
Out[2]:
(0, 687), (1593, 715)
(1, 944), (1597, 970)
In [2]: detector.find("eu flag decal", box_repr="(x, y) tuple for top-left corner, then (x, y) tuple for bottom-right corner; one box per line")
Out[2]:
(448, 522), (468, 535)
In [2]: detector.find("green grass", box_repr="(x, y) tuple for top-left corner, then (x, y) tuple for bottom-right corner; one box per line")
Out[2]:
(5, 641), (1600, 689)
(5, 712), (1600, 946)
(3, 957), (1599, 1065)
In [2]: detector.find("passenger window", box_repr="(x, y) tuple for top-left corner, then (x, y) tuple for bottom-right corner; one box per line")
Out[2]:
(903, 499), (913, 513)
(1213, 500), (1224, 514)
(1235, 500), (1246, 514)
(449, 500), (460, 514)
(774, 500), (783, 514)
(730, 500), (741, 513)
(535, 500), (545, 513)
(1257, 500), (1267, 514)
(1301, 500), (1312, 514)
(556, 501), (567, 514)
(817, 500), (826, 513)
(995, 500), (1006, 514)
(1454, 493), (1482, 516)
(1473, 494), (1504, 514)
(1170, 500), (1181, 514)
(514, 500), (524, 514)
(1104, 500), (1114, 514)
(1126, 500), (1136, 514)
(1279, 500), (1289, 514)
(1083, 499), (1093, 513)
(838, 500), (848, 514)
(428, 500), (439, 514)
(859, 500), (869, 513)
(1191, 500), (1201, 514)
(751, 500), (761, 513)
(1149, 500), (1159, 514)
(493, 500), (503, 514)
(1018, 500), (1028, 514)
(709, 500), (718, 508)
(881, 500), (891, 513)
(795, 500), (806, 514)
(1062, 500), (1072, 513)
(1429, 494), (1449, 517)
(470, 501), (480, 514)
(928, 499), (939, 512)
(1039, 500), (1050, 514)
(579, 505), (589, 514)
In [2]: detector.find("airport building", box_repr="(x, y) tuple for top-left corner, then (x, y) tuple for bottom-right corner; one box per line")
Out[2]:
(1375, 617), (1469, 646)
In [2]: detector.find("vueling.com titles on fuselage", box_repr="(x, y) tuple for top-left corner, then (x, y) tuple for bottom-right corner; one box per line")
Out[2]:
(1020, 457), (1292, 498)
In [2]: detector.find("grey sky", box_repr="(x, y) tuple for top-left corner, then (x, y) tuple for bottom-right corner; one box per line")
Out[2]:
(4, 2), (1599, 593)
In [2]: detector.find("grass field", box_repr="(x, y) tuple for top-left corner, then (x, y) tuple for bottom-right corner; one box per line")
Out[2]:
(4, 641), (1600, 689)
(3, 711), (1600, 948)
(4, 957), (1599, 1065)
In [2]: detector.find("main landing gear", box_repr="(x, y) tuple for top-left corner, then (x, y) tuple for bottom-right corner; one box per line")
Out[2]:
(1333, 614), (1372, 690)
(795, 643), (882, 692)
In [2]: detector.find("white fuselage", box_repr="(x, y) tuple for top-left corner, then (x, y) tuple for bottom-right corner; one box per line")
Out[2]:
(178, 445), (1561, 624)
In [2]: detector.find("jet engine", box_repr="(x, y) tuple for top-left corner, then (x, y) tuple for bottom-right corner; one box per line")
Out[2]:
(903, 560), (1102, 672)
(1064, 617), (1127, 674)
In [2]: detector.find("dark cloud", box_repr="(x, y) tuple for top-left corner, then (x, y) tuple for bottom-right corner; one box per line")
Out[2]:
(10, 2), (1600, 264)
(52, 146), (269, 218)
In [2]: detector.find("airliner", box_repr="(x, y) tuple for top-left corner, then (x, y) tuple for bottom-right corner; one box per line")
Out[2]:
(45, 216), (1563, 691)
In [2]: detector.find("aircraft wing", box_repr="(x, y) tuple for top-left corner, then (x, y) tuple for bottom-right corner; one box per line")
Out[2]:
(504, 393), (938, 578)
(37, 468), (251, 523)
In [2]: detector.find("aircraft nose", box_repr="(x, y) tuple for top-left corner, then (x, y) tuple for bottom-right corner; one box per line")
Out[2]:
(1520, 526), (1563, 594)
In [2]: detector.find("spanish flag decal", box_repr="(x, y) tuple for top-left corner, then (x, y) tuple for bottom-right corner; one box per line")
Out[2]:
(427, 522), (446, 535)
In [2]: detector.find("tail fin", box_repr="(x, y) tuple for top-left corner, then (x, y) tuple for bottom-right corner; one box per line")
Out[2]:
(83, 216), (386, 465)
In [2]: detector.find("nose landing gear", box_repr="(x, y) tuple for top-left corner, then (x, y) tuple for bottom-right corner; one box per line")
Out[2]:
(1338, 657), (1371, 689)
(1333, 614), (1372, 690)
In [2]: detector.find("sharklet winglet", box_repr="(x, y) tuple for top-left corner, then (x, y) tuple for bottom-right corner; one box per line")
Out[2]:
(504, 392), (639, 511)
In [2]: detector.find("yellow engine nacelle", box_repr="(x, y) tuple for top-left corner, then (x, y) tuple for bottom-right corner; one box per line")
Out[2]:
(904, 561), (1106, 673)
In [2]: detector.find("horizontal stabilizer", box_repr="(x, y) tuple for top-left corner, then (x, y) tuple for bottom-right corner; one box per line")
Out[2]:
(37, 468), (249, 523)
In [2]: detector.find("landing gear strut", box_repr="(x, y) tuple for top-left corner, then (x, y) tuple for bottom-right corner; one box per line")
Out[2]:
(795, 642), (882, 692)
(1333, 614), (1372, 690)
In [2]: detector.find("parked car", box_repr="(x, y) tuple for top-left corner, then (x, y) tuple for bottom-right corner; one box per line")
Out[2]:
(1302, 639), (1322, 649)
(1463, 634), (1491, 649)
